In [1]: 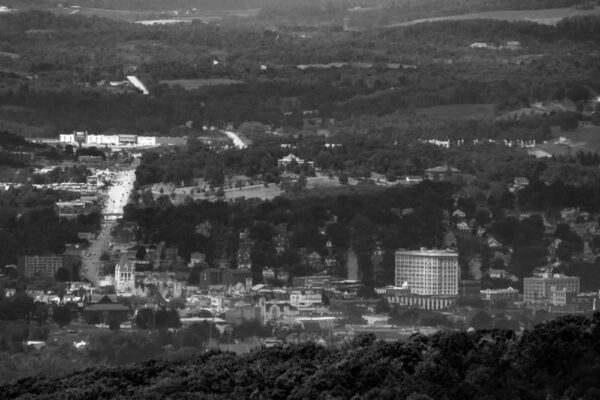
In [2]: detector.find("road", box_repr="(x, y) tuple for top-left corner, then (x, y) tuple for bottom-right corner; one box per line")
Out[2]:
(222, 130), (247, 149)
(81, 168), (137, 284)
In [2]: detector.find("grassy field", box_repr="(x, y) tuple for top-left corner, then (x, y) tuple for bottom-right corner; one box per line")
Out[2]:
(415, 103), (496, 119)
(160, 79), (244, 90)
(388, 7), (600, 27)
(532, 124), (600, 156)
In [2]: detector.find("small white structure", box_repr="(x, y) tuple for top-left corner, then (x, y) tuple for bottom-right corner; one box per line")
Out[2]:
(277, 154), (314, 168)
(470, 42), (488, 49)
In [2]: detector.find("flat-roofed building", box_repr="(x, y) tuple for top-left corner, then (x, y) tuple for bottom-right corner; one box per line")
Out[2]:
(395, 248), (459, 296)
(18, 255), (70, 278)
(524, 273), (579, 304)
(137, 136), (156, 146)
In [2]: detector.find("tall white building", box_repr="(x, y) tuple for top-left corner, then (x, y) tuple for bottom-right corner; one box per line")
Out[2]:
(115, 254), (135, 293)
(395, 249), (459, 296)
(59, 133), (76, 144)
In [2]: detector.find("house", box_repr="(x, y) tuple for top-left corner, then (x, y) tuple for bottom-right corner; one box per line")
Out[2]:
(189, 252), (207, 268)
(452, 209), (466, 219)
(398, 175), (423, 185)
(424, 166), (460, 181)
(277, 154), (314, 168)
(262, 268), (276, 281)
(83, 294), (130, 325)
(487, 237), (503, 249)
(504, 41), (521, 50)
(470, 42), (488, 49)
(307, 251), (324, 271)
(488, 269), (508, 279)
(513, 177), (530, 188)
(456, 221), (471, 231)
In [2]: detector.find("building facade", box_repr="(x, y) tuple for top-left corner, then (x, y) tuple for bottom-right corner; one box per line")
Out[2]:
(395, 249), (459, 296)
(524, 273), (580, 304)
(19, 255), (67, 278)
(114, 255), (135, 293)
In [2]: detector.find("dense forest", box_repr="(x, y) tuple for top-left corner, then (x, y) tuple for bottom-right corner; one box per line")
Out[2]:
(2, 313), (600, 399)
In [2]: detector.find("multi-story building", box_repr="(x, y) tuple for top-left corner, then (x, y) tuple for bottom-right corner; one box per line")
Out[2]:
(118, 134), (137, 145)
(137, 136), (157, 146)
(115, 255), (135, 294)
(18, 255), (70, 278)
(290, 290), (322, 307)
(59, 133), (76, 144)
(86, 134), (119, 146)
(524, 273), (580, 304)
(395, 248), (459, 296)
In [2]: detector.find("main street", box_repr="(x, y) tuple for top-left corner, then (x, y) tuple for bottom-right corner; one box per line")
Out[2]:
(81, 167), (137, 284)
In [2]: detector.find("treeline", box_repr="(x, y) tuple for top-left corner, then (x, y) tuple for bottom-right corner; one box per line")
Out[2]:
(135, 128), (591, 188)
(2, 313), (600, 399)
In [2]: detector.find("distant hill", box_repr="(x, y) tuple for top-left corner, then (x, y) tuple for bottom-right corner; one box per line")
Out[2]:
(1, 313), (600, 399)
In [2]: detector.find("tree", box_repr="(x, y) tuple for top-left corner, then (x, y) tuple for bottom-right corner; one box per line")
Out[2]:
(54, 267), (71, 282)
(338, 172), (349, 185)
(52, 306), (71, 328)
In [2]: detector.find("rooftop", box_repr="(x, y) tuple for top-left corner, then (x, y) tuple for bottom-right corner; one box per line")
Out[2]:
(395, 248), (458, 257)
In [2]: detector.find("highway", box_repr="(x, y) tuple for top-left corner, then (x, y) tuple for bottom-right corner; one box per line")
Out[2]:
(81, 168), (137, 284)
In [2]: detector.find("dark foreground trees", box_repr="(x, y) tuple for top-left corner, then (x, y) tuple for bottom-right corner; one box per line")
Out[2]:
(2, 313), (600, 399)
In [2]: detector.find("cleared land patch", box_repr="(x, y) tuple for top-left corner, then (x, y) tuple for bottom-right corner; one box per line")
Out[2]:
(160, 79), (244, 90)
(415, 103), (496, 119)
(387, 7), (600, 27)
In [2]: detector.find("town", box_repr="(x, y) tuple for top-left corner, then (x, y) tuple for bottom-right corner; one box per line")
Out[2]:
(1, 125), (598, 367)
(2, 0), (600, 395)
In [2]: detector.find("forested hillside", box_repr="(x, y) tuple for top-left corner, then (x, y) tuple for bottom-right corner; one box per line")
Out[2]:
(2, 313), (599, 399)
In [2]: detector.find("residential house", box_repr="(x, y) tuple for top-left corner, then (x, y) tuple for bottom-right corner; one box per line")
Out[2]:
(277, 154), (314, 168)
(452, 209), (466, 219)
(424, 166), (460, 181)
(307, 251), (324, 271)
(456, 221), (471, 231)
(189, 252), (208, 268)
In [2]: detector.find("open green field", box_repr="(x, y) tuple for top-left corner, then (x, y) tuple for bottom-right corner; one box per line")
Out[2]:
(388, 7), (600, 27)
(533, 124), (600, 156)
(160, 79), (244, 90)
(415, 103), (496, 119)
